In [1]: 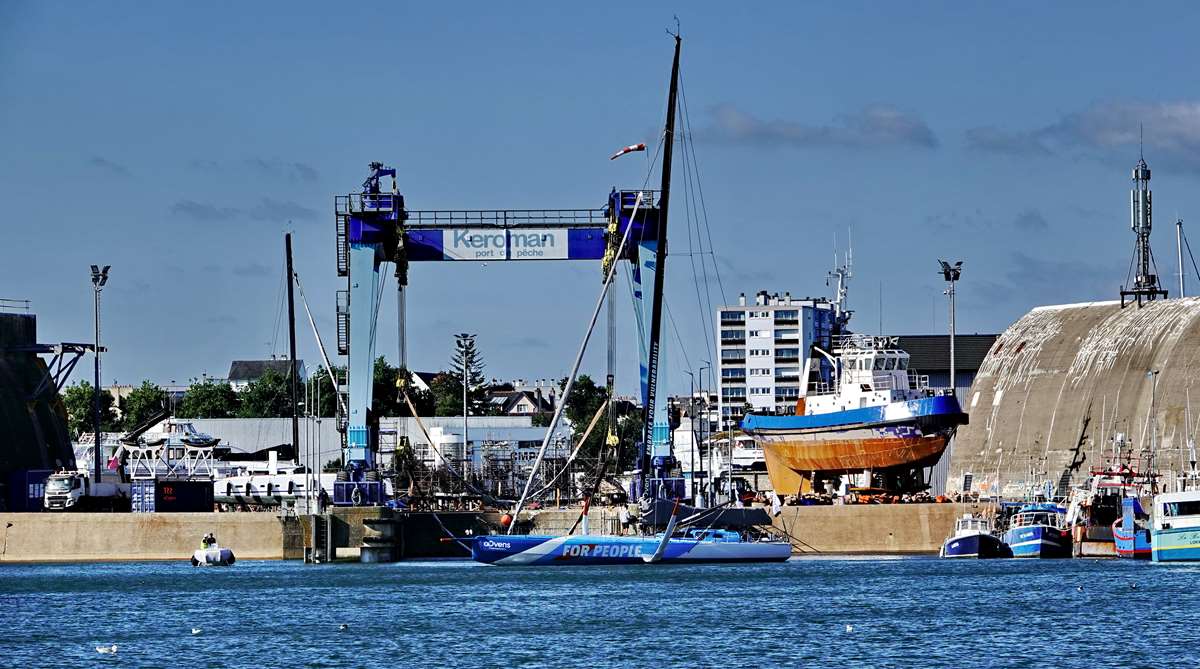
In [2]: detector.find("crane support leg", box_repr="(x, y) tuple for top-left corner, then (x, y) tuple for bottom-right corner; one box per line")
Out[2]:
(346, 241), (381, 469)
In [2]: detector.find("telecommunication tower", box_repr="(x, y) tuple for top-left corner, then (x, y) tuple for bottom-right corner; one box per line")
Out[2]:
(1120, 151), (1168, 307)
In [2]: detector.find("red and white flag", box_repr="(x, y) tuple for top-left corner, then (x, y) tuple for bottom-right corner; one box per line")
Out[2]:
(609, 143), (646, 160)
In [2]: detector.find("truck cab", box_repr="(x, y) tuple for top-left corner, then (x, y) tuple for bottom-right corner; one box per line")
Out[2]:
(43, 471), (87, 510)
(43, 470), (129, 511)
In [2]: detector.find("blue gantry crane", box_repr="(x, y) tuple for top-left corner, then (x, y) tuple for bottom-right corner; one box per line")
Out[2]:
(331, 166), (673, 505)
(332, 36), (684, 508)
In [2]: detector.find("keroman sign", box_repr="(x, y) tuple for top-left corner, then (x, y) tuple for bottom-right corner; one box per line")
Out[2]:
(443, 228), (568, 260)
(403, 228), (607, 262)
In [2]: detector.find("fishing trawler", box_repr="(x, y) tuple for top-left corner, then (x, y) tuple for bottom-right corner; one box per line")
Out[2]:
(1151, 490), (1200, 562)
(1113, 497), (1152, 559)
(1001, 502), (1071, 558)
(743, 334), (968, 495)
(940, 513), (1010, 559)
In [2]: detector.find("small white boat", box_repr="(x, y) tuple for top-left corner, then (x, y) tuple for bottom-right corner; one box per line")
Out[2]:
(191, 545), (236, 566)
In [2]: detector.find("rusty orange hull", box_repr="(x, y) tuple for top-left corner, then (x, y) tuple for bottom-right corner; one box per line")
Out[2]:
(759, 433), (950, 495)
(742, 395), (967, 495)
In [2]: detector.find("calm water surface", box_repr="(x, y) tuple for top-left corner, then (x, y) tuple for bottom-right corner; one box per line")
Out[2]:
(1, 556), (1196, 668)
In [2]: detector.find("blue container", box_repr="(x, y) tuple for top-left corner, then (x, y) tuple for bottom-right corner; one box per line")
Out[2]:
(6, 469), (52, 512)
(130, 480), (156, 513)
(131, 480), (214, 513)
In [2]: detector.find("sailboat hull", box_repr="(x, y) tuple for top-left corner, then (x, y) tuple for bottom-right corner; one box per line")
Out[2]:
(471, 534), (791, 566)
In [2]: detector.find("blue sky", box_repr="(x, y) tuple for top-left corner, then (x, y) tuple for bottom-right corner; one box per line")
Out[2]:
(3, 2), (1200, 396)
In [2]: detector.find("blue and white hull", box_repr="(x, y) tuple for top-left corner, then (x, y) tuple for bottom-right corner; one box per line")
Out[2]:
(471, 534), (791, 566)
(1002, 525), (1071, 559)
(941, 532), (1010, 559)
(1151, 527), (1200, 562)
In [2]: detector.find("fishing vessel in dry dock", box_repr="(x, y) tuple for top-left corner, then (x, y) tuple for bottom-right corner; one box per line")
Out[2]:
(743, 334), (968, 495)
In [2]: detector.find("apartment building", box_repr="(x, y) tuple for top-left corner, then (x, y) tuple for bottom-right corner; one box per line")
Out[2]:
(716, 290), (835, 430)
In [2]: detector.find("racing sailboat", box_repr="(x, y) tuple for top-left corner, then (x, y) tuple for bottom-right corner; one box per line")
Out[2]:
(468, 32), (790, 566)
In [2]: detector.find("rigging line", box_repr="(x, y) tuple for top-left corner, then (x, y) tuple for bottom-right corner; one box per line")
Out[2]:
(678, 66), (729, 306)
(512, 128), (669, 522)
(665, 301), (692, 373)
(269, 261), (288, 357)
(509, 190), (652, 532)
(1183, 231), (1200, 286)
(677, 101), (714, 368)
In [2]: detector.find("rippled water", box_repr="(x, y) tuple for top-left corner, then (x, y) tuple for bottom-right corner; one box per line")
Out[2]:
(1, 557), (1197, 668)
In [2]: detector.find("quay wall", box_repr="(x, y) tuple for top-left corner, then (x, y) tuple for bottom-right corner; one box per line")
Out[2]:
(0, 503), (975, 562)
(949, 298), (1200, 497)
(773, 503), (976, 554)
(0, 512), (291, 563)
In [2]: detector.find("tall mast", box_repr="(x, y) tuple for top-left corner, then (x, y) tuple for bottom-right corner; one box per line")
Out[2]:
(640, 34), (681, 492)
(286, 233), (301, 462)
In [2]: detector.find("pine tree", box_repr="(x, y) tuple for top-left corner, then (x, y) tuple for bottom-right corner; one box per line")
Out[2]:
(450, 336), (488, 415)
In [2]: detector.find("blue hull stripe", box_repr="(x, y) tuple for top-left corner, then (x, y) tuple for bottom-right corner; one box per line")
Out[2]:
(471, 535), (791, 566)
(742, 395), (965, 432)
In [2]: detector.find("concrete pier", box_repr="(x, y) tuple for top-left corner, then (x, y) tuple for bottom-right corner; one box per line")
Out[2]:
(0, 512), (300, 562)
(0, 503), (975, 562)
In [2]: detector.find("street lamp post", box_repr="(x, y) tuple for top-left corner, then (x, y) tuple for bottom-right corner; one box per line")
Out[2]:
(456, 333), (476, 476)
(938, 260), (963, 396)
(90, 265), (110, 482)
(1148, 369), (1160, 484)
(698, 361), (711, 506)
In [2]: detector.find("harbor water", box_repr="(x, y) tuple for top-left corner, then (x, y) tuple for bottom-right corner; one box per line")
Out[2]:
(2, 557), (1197, 668)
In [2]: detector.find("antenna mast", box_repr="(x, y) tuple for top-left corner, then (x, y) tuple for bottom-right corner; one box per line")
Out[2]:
(1121, 149), (1168, 306)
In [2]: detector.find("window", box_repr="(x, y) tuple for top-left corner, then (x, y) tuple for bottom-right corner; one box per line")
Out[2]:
(749, 348), (770, 357)
(775, 310), (799, 319)
(721, 329), (745, 340)
(721, 349), (744, 359)
(722, 368), (746, 378)
(775, 348), (800, 358)
(750, 387), (771, 395)
(898, 357), (909, 370)
(722, 387), (746, 398)
(777, 387), (800, 398)
(720, 310), (744, 321)
(884, 357), (896, 370)
(873, 357), (885, 370)
(749, 329), (771, 338)
(846, 359), (857, 370)
(1164, 500), (1200, 517)
(749, 367), (772, 376)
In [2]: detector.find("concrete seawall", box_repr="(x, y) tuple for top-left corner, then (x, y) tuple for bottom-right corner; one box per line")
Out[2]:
(0, 503), (978, 562)
(0, 513), (293, 563)
(773, 503), (978, 554)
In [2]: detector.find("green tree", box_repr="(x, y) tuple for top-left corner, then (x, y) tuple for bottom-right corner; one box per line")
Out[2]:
(309, 365), (342, 418)
(371, 357), (404, 417)
(236, 369), (292, 418)
(430, 372), (463, 417)
(176, 378), (239, 418)
(450, 337), (489, 415)
(562, 375), (610, 459)
(60, 381), (118, 437)
(121, 380), (167, 430)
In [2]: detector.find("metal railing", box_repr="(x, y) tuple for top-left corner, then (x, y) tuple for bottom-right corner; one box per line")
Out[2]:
(806, 371), (931, 396)
(407, 208), (608, 228)
(0, 298), (30, 313)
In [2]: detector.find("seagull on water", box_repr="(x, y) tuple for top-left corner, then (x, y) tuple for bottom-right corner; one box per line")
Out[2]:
(845, 624), (854, 633)
(339, 624), (349, 632)
(96, 644), (118, 654)
(1076, 585), (1083, 592)
(191, 628), (202, 635)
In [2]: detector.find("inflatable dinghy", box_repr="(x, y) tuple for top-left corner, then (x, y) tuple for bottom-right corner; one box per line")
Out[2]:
(191, 546), (236, 566)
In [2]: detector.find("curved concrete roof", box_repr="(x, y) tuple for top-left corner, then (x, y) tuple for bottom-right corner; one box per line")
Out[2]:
(949, 297), (1200, 497)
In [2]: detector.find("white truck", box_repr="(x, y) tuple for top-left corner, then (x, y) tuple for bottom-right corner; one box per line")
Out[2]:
(43, 470), (131, 511)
